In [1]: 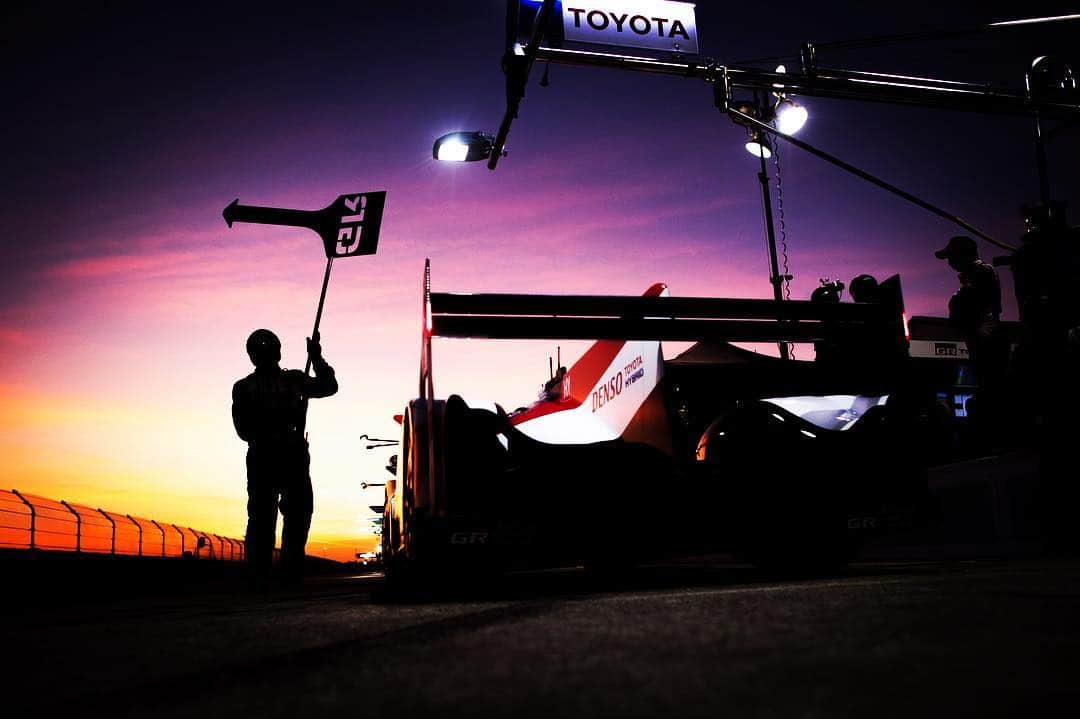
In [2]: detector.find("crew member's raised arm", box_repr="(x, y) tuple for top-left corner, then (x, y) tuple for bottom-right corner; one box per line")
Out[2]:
(304, 335), (338, 398)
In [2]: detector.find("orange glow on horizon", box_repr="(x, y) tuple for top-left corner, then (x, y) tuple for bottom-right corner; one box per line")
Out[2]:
(0, 488), (376, 564)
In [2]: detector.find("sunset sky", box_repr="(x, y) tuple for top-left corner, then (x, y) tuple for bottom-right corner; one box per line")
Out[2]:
(2, 1), (1077, 560)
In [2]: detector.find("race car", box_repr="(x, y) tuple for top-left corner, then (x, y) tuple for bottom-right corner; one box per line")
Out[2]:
(382, 261), (932, 581)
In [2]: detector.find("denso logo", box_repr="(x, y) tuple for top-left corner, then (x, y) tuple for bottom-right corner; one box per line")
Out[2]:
(592, 355), (643, 412)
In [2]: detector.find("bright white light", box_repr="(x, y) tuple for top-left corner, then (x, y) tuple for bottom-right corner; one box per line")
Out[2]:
(990, 14), (1080, 27)
(745, 140), (772, 159)
(776, 101), (808, 135)
(772, 64), (787, 89)
(436, 139), (470, 162)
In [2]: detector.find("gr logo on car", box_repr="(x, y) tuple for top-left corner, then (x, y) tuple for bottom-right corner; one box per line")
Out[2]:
(847, 517), (879, 530)
(450, 531), (489, 544)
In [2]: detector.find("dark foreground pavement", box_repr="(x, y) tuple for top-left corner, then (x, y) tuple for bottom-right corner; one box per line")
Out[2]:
(5, 558), (1079, 718)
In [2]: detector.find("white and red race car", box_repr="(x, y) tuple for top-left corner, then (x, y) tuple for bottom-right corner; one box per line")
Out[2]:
(382, 261), (931, 580)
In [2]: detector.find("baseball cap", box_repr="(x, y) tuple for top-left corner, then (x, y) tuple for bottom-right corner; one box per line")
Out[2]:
(934, 235), (977, 260)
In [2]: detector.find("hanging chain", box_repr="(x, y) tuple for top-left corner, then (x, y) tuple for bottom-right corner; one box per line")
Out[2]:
(772, 139), (792, 302)
(772, 136), (796, 359)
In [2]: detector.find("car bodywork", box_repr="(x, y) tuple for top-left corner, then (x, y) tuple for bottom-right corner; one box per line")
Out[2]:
(382, 261), (930, 578)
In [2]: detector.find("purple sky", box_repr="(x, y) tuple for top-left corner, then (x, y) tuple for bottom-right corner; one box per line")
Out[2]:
(1, 0), (1076, 551)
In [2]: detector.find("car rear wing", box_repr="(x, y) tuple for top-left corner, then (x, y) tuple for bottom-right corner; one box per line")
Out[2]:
(418, 260), (907, 400)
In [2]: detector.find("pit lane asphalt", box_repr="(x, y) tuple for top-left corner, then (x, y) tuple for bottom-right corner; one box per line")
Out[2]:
(7, 558), (1079, 718)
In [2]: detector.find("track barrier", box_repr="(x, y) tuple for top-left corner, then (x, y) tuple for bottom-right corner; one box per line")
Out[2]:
(0, 489), (244, 561)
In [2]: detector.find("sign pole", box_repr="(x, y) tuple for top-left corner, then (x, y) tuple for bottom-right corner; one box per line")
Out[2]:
(221, 189), (386, 376)
(305, 257), (335, 376)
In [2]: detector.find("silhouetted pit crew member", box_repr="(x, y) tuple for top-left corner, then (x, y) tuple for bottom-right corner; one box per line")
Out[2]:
(1011, 203), (1079, 366)
(542, 365), (568, 401)
(849, 274), (880, 304)
(232, 329), (338, 585)
(1009, 203), (1080, 550)
(935, 235), (1008, 432)
(810, 278), (844, 365)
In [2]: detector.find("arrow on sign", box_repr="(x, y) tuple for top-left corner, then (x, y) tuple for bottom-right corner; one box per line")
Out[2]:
(222, 191), (386, 259)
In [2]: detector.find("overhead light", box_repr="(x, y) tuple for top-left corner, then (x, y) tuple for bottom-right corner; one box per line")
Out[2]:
(772, 64), (787, 90)
(436, 138), (470, 162)
(775, 98), (808, 135)
(433, 131), (495, 162)
(745, 131), (772, 159)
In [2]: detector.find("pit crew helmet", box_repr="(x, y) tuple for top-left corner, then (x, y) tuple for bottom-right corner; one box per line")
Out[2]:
(246, 328), (281, 367)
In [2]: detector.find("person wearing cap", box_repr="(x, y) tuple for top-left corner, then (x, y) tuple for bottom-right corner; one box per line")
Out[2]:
(935, 235), (1007, 436)
(232, 329), (338, 586)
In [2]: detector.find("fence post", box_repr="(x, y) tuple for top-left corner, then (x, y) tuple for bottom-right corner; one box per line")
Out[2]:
(126, 515), (142, 556)
(60, 500), (81, 553)
(150, 520), (166, 557)
(12, 490), (36, 550)
(98, 509), (116, 554)
(190, 528), (205, 558)
(215, 535), (226, 561)
(171, 524), (185, 556)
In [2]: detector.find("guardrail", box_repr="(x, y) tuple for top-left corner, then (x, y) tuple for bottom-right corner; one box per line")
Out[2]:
(0, 489), (244, 561)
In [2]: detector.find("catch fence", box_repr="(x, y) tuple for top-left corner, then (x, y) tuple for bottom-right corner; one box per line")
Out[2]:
(0, 489), (244, 561)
